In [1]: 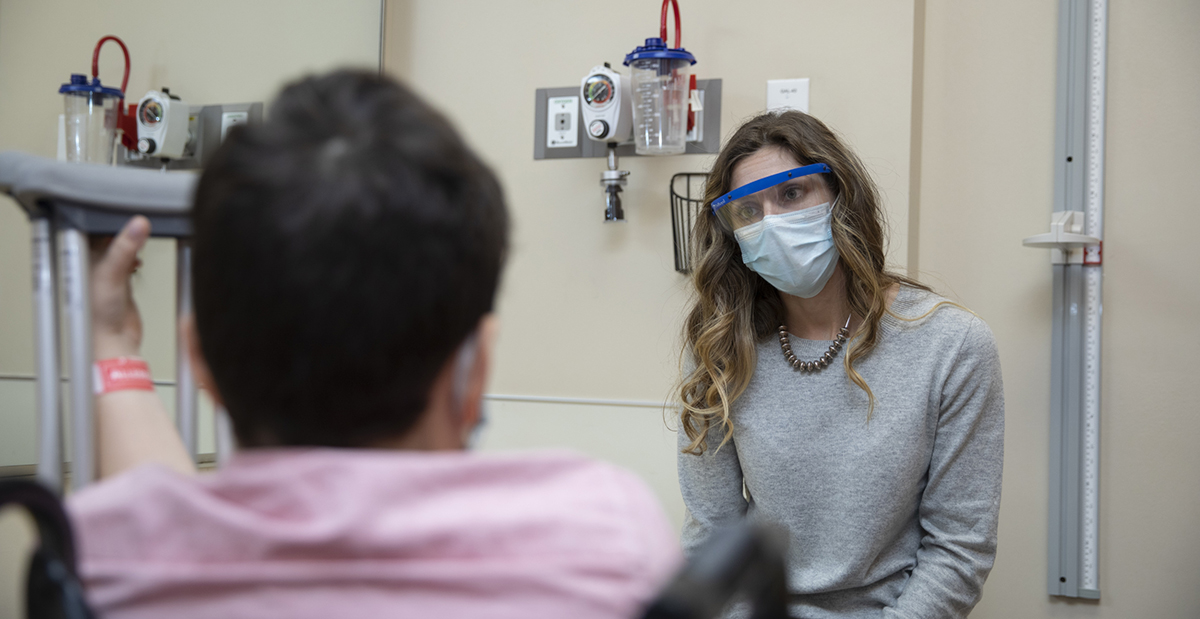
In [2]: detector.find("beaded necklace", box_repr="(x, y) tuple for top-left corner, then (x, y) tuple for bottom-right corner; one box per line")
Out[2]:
(778, 314), (851, 372)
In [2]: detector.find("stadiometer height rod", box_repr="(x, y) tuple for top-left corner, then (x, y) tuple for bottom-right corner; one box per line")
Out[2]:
(1026, 0), (1107, 599)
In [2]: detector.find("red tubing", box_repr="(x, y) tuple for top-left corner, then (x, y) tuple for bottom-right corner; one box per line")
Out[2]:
(660, 0), (682, 48)
(92, 35), (130, 96)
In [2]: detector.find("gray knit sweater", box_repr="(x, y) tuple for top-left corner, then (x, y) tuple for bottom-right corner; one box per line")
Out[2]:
(678, 286), (1004, 619)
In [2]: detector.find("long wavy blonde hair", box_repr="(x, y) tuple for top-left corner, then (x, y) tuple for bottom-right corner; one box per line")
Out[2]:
(679, 110), (929, 455)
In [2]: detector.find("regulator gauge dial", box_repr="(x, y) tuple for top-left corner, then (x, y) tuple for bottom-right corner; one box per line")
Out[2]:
(583, 74), (615, 107)
(138, 99), (164, 126)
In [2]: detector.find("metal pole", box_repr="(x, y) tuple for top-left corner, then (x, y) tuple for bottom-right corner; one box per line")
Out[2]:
(31, 217), (63, 492)
(176, 240), (198, 460)
(59, 227), (94, 490)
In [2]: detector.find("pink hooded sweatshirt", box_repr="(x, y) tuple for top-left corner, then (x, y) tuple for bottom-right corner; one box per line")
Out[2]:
(67, 449), (682, 619)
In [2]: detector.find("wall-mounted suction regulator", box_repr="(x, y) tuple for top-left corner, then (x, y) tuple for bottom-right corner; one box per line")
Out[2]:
(581, 63), (632, 144)
(582, 64), (633, 222)
(136, 89), (192, 159)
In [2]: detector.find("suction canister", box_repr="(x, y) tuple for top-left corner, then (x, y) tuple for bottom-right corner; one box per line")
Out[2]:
(623, 0), (696, 156)
(59, 74), (122, 164)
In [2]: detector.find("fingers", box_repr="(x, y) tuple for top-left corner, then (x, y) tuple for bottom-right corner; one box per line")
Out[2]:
(94, 216), (151, 284)
(91, 217), (150, 359)
(89, 235), (115, 269)
(89, 234), (114, 256)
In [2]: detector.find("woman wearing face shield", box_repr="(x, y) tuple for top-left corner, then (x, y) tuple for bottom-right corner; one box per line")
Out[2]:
(676, 111), (1004, 618)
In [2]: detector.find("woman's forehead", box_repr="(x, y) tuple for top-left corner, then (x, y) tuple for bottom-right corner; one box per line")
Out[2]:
(731, 146), (803, 189)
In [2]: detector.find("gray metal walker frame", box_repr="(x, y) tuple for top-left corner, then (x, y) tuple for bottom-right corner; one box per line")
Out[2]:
(1, 151), (229, 493)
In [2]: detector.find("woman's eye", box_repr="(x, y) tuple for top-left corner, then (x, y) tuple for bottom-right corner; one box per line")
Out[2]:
(734, 203), (761, 221)
(783, 186), (803, 201)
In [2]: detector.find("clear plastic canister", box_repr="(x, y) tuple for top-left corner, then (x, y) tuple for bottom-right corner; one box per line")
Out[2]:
(629, 58), (690, 155)
(624, 38), (696, 156)
(60, 74), (121, 164)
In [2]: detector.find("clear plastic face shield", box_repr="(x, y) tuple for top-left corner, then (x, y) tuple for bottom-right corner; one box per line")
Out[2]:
(710, 163), (833, 233)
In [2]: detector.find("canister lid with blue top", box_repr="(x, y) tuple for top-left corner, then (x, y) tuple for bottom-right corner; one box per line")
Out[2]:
(623, 38), (697, 66)
(59, 74), (124, 99)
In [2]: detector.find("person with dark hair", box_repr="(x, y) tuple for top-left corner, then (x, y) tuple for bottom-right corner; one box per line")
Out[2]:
(70, 69), (681, 618)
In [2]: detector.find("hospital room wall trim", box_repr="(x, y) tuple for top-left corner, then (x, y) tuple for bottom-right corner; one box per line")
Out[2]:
(907, 0), (926, 279)
(378, 0), (387, 74)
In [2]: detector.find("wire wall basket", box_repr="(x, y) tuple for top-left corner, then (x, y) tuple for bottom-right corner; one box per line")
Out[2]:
(669, 172), (708, 274)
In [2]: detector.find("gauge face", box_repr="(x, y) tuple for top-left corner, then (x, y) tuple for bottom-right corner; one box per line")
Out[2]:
(583, 75), (615, 106)
(139, 99), (163, 125)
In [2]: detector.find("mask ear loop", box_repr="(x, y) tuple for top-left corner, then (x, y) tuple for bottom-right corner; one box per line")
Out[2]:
(450, 330), (487, 449)
(451, 331), (480, 412)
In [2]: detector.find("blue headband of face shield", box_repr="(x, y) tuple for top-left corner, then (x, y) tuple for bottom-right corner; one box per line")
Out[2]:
(710, 163), (833, 231)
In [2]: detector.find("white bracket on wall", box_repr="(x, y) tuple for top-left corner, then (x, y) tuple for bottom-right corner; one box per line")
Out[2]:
(1023, 210), (1101, 264)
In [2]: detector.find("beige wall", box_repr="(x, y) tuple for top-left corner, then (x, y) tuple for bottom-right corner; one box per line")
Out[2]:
(919, 0), (1200, 617)
(387, 0), (917, 403)
(917, 1), (1058, 615)
(1097, 0), (1200, 610)
(0, 508), (35, 619)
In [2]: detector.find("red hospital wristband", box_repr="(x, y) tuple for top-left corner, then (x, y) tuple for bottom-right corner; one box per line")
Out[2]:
(93, 357), (155, 395)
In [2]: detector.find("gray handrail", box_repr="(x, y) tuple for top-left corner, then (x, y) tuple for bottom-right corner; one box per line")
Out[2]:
(0, 151), (195, 217)
(1, 151), (206, 491)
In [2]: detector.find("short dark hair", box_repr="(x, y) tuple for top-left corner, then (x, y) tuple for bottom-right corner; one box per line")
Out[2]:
(191, 70), (508, 448)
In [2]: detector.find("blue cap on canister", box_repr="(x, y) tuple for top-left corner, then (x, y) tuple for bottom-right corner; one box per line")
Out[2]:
(59, 74), (124, 99)
(623, 37), (697, 66)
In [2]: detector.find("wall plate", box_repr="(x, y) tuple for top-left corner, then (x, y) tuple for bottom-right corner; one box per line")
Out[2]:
(533, 79), (722, 160)
(767, 78), (809, 113)
(546, 96), (579, 149)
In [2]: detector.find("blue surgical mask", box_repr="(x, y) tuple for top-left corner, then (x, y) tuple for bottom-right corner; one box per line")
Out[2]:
(734, 201), (839, 298)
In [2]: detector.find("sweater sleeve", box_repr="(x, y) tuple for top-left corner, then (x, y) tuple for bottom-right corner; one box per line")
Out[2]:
(884, 316), (1005, 619)
(678, 416), (750, 557)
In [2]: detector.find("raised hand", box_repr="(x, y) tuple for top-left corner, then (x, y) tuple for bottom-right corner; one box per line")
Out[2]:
(89, 216), (150, 360)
